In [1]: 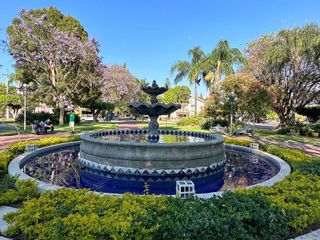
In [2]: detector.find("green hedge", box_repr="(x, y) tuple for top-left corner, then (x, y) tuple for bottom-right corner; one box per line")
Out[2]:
(177, 117), (205, 126)
(4, 189), (289, 240)
(0, 179), (39, 206)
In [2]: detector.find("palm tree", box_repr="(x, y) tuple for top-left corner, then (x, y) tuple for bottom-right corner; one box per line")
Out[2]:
(171, 46), (205, 116)
(201, 40), (246, 90)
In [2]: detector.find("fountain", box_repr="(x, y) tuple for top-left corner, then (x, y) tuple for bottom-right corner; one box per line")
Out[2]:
(128, 80), (181, 142)
(10, 81), (288, 196)
(78, 81), (226, 193)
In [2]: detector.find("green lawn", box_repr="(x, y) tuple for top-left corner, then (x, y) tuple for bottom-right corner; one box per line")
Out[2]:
(55, 121), (118, 133)
(140, 122), (208, 132)
(0, 121), (118, 136)
(254, 129), (320, 146)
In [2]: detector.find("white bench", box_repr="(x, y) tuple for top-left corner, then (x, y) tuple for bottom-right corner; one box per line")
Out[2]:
(0, 122), (19, 135)
(209, 124), (226, 133)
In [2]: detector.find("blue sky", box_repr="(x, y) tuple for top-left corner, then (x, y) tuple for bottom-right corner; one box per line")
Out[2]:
(1, 0), (320, 97)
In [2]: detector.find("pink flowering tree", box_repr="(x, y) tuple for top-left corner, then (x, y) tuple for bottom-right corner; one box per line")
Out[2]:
(8, 8), (101, 124)
(100, 64), (141, 113)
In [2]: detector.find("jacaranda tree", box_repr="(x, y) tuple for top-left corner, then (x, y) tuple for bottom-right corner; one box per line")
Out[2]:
(100, 64), (141, 113)
(8, 8), (101, 124)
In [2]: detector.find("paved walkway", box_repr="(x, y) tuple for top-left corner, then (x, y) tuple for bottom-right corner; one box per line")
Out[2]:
(0, 133), (67, 152)
(118, 121), (141, 130)
(233, 136), (320, 157)
(0, 206), (17, 235)
(258, 138), (320, 157)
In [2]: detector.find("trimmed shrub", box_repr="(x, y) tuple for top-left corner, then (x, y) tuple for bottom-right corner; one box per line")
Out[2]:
(0, 179), (39, 206)
(177, 117), (205, 126)
(4, 189), (289, 240)
(0, 151), (14, 178)
(224, 137), (254, 147)
(201, 118), (229, 130)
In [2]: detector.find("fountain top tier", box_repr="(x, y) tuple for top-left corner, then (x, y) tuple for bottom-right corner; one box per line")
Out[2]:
(128, 80), (181, 142)
(142, 80), (168, 104)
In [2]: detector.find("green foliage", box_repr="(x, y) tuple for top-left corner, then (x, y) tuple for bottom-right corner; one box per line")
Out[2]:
(161, 86), (191, 104)
(222, 73), (273, 121)
(296, 105), (320, 123)
(177, 116), (204, 126)
(223, 137), (254, 147)
(1, 136), (80, 177)
(277, 122), (319, 137)
(201, 118), (229, 130)
(4, 189), (289, 240)
(16, 111), (56, 124)
(0, 179), (39, 206)
(0, 83), (22, 116)
(247, 24), (320, 126)
(0, 151), (14, 178)
(4, 189), (167, 240)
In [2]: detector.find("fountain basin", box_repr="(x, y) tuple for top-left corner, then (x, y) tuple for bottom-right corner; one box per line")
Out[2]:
(80, 130), (225, 176)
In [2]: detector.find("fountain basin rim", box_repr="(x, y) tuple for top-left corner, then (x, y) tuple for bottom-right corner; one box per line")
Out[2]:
(81, 130), (224, 147)
(8, 141), (291, 197)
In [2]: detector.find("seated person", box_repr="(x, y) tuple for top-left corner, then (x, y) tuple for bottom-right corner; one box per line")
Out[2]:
(44, 118), (54, 133)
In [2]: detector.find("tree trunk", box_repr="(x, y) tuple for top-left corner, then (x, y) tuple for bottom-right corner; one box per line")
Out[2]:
(278, 110), (295, 127)
(59, 100), (65, 125)
(194, 80), (198, 116)
(91, 108), (101, 122)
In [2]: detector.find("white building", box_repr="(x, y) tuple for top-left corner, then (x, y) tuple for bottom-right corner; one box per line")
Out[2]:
(169, 97), (206, 119)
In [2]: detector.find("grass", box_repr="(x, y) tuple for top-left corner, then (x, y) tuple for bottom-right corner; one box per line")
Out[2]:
(254, 129), (320, 146)
(140, 122), (208, 132)
(55, 121), (118, 133)
(0, 121), (118, 136)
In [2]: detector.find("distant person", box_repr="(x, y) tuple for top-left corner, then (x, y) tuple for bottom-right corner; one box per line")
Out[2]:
(44, 118), (54, 133)
(69, 110), (75, 134)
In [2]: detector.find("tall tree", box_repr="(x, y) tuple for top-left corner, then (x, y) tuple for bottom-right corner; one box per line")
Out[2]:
(247, 24), (320, 126)
(7, 8), (99, 125)
(100, 64), (141, 113)
(161, 86), (191, 104)
(201, 40), (246, 90)
(222, 73), (273, 122)
(171, 46), (205, 116)
(0, 83), (22, 118)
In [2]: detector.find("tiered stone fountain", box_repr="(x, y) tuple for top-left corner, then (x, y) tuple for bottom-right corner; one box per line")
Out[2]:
(79, 81), (226, 190)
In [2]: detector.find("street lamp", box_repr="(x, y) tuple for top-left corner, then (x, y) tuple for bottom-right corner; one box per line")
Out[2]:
(18, 83), (36, 134)
(228, 92), (237, 135)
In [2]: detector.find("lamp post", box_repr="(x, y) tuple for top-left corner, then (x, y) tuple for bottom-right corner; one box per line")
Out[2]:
(6, 79), (10, 119)
(18, 83), (36, 134)
(228, 92), (237, 135)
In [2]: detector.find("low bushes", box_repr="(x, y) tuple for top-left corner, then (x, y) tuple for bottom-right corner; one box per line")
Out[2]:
(177, 117), (205, 126)
(4, 189), (289, 240)
(0, 135), (80, 178)
(201, 118), (229, 130)
(277, 122), (320, 137)
(2, 135), (320, 239)
(224, 137), (254, 147)
(16, 110), (80, 124)
(0, 179), (39, 206)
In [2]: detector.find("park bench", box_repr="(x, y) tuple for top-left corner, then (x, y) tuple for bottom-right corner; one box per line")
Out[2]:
(209, 124), (227, 134)
(233, 127), (254, 136)
(0, 122), (20, 135)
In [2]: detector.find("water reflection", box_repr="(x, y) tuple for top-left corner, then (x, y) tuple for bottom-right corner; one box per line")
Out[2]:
(98, 134), (206, 143)
(24, 147), (279, 194)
